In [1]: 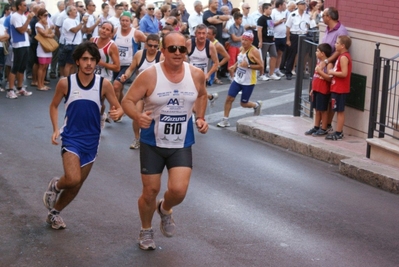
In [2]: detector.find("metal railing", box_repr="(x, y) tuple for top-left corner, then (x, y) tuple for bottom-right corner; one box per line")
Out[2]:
(367, 43), (399, 157)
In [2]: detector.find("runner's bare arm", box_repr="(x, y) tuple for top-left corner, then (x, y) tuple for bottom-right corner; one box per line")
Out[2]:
(122, 67), (156, 128)
(206, 42), (219, 81)
(49, 78), (68, 145)
(190, 66), (208, 134)
(102, 78), (124, 120)
(121, 50), (142, 82)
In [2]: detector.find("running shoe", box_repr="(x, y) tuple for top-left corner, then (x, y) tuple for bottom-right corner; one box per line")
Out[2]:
(258, 75), (269, 81)
(275, 69), (285, 77)
(157, 199), (175, 237)
(325, 132), (344, 140)
(46, 212), (66, 230)
(6, 90), (17, 99)
(43, 177), (60, 210)
(254, 101), (262, 116)
(312, 128), (328, 136)
(209, 92), (218, 107)
(16, 88), (32, 96)
(130, 139), (140, 149)
(138, 229), (156, 250)
(217, 118), (230, 128)
(305, 127), (318, 135)
(269, 73), (281, 80)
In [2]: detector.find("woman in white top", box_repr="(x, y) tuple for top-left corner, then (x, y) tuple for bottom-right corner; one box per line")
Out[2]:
(35, 8), (54, 91)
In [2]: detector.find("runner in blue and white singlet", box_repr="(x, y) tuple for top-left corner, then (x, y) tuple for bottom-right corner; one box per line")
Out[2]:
(141, 62), (198, 149)
(122, 32), (208, 250)
(44, 42), (123, 230)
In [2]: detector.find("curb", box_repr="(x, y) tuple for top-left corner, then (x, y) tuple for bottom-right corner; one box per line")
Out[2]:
(236, 117), (399, 194)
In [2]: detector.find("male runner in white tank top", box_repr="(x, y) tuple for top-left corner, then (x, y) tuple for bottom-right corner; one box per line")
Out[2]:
(122, 31), (208, 250)
(90, 21), (121, 127)
(120, 34), (165, 149)
(112, 12), (146, 105)
(186, 24), (220, 106)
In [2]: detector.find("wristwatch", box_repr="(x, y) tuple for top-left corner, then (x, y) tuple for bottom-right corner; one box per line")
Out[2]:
(324, 59), (328, 64)
(248, 64), (251, 69)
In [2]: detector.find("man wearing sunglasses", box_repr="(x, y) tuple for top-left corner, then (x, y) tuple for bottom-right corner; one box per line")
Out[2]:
(139, 3), (159, 36)
(122, 31), (208, 250)
(120, 34), (165, 149)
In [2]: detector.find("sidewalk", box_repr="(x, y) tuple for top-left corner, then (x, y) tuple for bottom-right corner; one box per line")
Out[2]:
(236, 115), (399, 194)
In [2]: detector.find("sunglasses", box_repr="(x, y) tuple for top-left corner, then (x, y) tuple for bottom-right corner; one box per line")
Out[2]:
(166, 45), (187, 53)
(165, 22), (171, 26)
(78, 5), (84, 8)
(148, 7), (155, 10)
(43, 14), (49, 16)
(147, 44), (159, 48)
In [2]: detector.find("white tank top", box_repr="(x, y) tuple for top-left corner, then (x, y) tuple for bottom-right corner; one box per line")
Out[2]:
(140, 62), (198, 148)
(113, 27), (138, 66)
(92, 37), (114, 81)
(188, 38), (210, 74)
(234, 47), (257, 85)
(138, 50), (162, 74)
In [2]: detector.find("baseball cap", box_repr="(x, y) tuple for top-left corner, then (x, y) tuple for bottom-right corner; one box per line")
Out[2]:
(296, 0), (306, 4)
(242, 31), (254, 41)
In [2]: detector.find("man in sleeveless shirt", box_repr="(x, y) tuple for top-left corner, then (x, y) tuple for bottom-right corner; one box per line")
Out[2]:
(122, 32), (208, 250)
(186, 24), (220, 105)
(113, 12), (146, 107)
(217, 32), (263, 128)
(120, 34), (165, 149)
(90, 21), (121, 127)
(42, 42), (124, 230)
(207, 25), (230, 85)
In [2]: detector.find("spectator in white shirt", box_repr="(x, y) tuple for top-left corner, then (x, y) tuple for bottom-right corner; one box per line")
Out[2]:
(241, 2), (256, 33)
(271, 0), (288, 77)
(188, 1), (203, 37)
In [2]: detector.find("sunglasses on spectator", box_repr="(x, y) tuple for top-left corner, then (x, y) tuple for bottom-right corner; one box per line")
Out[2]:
(165, 22), (171, 25)
(43, 13), (49, 16)
(78, 5), (84, 8)
(148, 7), (155, 10)
(147, 44), (159, 48)
(166, 45), (187, 53)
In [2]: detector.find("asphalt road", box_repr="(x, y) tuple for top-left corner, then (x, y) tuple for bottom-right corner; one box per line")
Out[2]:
(1, 78), (399, 267)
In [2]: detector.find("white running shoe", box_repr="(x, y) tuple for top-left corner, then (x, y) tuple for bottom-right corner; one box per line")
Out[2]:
(269, 73), (281, 80)
(6, 90), (18, 99)
(129, 139), (140, 149)
(16, 88), (32, 96)
(46, 212), (66, 230)
(258, 75), (269, 81)
(209, 92), (218, 107)
(254, 101), (262, 116)
(275, 69), (285, 77)
(217, 118), (230, 128)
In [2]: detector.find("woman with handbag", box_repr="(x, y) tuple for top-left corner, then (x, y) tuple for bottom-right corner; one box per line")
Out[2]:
(35, 9), (54, 91)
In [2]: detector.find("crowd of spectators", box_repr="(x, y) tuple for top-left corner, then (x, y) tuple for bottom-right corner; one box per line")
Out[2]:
(0, 0), (334, 99)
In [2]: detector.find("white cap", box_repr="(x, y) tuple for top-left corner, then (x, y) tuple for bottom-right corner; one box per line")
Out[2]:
(295, 0), (306, 4)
